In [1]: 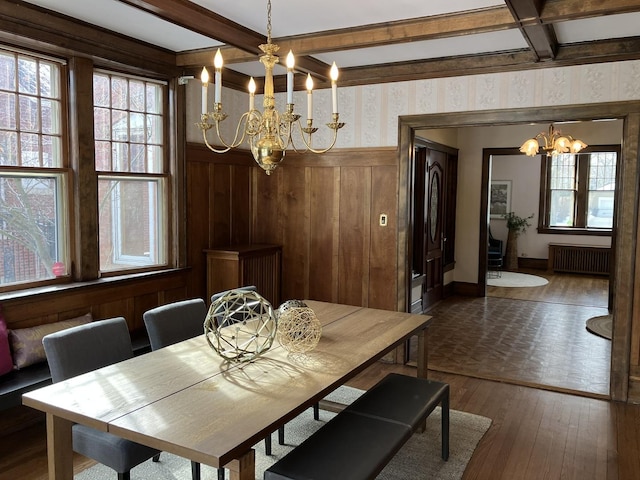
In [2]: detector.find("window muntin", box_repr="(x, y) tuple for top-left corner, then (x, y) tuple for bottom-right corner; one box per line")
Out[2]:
(541, 147), (618, 233)
(93, 71), (168, 272)
(0, 49), (68, 288)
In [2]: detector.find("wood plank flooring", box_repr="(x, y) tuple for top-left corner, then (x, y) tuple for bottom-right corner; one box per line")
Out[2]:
(3, 272), (637, 479)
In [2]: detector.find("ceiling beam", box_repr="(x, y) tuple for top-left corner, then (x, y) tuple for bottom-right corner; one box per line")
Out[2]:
(116, 0), (331, 79)
(505, 0), (558, 61)
(326, 36), (640, 88)
(176, 0), (640, 71)
(0, 1), (177, 76)
(116, 0), (263, 54)
(542, 0), (640, 21)
(177, 7), (518, 69)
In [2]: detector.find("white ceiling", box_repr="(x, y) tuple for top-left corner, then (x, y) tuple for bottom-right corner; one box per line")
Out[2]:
(19, 0), (640, 82)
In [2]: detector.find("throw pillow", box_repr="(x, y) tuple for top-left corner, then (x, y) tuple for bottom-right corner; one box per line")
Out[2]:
(0, 306), (12, 376)
(9, 313), (93, 369)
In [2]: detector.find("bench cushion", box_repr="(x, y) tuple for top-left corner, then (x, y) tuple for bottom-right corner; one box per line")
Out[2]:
(344, 373), (449, 430)
(9, 314), (92, 369)
(264, 411), (411, 480)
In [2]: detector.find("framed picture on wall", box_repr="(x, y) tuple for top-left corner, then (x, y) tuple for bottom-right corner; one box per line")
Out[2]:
(490, 180), (511, 218)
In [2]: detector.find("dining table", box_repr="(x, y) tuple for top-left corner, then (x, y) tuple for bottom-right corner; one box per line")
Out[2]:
(22, 300), (432, 480)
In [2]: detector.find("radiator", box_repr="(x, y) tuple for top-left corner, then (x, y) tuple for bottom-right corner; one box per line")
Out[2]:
(547, 243), (611, 275)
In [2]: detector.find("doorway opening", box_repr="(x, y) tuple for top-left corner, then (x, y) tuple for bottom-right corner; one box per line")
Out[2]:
(398, 103), (638, 401)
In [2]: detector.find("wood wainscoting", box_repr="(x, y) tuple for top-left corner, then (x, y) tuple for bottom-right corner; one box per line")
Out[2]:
(1, 269), (190, 335)
(186, 143), (400, 311)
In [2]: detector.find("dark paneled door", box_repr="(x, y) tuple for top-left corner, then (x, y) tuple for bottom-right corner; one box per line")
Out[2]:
(424, 150), (445, 307)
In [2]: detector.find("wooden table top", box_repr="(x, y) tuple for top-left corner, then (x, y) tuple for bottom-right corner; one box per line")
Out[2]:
(23, 300), (431, 471)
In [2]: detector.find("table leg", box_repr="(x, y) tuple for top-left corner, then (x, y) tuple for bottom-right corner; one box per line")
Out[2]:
(417, 329), (428, 379)
(46, 413), (74, 480)
(226, 448), (255, 480)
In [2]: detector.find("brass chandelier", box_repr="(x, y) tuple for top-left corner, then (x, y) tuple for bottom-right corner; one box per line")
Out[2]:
(197, 0), (345, 175)
(519, 124), (587, 157)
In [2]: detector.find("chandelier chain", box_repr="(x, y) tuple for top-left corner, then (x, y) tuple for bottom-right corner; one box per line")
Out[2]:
(266, 0), (272, 44)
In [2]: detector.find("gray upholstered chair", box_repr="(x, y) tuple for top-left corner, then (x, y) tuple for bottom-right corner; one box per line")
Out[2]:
(42, 317), (162, 480)
(143, 298), (208, 350)
(142, 298), (212, 480)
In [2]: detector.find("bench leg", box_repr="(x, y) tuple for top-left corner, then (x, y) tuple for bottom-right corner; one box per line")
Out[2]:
(264, 433), (272, 455)
(442, 390), (449, 461)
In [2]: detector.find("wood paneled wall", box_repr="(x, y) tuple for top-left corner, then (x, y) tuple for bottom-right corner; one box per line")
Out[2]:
(1, 269), (190, 336)
(186, 144), (400, 311)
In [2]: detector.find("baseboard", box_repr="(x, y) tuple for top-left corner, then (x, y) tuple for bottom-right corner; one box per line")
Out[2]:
(518, 257), (547, 270)
(453, 281), (481, 297)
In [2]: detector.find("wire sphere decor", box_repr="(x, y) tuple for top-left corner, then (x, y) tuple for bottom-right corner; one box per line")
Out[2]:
(204, 289), (277, 362)
(276, 304), (322, 354)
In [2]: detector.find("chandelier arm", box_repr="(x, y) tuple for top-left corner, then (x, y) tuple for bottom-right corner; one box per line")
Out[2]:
(212, 111), (254, 150)
(289, 119), (340, 154)
(201, 128), (232, 154)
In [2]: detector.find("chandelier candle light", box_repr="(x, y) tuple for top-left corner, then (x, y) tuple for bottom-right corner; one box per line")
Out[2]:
(197, 0), (345, 175)
(520, 124), (587, 157)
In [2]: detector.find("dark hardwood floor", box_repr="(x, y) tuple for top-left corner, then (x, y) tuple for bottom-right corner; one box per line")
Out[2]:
(2, 272), (638, 479)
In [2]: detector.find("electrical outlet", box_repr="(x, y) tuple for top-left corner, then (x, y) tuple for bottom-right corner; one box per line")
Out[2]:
(379, 214), (388, 227)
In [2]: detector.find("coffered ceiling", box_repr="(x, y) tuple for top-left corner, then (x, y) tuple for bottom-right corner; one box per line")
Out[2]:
(15, 0), (640, 91)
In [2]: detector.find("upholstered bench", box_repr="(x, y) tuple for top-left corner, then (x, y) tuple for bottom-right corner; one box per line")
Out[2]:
(0, 335), (151, 412)
(264, 374), (449, 480)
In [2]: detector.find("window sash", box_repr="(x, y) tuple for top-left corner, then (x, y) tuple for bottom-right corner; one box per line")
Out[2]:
(0, 169), (69, 287)
(541, 147), (618, 233)
(97, 174), (167, 272)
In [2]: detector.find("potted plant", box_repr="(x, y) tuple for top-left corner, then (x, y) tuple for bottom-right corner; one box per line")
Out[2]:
(502, 212), (534, 270)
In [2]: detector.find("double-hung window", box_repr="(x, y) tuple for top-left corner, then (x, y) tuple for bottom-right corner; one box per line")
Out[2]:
(93, 71), (168, 273)
(0, 49), (69, 288)
(539, 146), (619, 234)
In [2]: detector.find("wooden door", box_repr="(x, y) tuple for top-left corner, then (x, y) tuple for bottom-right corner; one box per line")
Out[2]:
(423, 150), (445, 307)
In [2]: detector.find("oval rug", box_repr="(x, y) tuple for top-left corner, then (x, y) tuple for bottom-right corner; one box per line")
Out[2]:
(487, 272), (549, 288)
(586, 314), (612, 340)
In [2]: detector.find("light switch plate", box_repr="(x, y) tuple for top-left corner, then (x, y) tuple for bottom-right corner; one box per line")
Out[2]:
(379, 214), (387, 226)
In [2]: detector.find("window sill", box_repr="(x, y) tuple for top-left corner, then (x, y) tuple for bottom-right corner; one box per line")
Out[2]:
(0, 268), (190, 303)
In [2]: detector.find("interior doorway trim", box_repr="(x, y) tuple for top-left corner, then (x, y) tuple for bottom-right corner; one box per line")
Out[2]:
(397, 100), (640, 402)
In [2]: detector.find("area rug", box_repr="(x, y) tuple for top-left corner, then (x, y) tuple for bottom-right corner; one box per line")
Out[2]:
(487, 271), (549, 288)
(77, 385), (492, 480)
(586, 314), (612, 340)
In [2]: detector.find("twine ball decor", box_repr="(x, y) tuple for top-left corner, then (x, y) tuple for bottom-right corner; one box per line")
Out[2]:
(204, 289), (277, 362)
(276, 299), (308, 318)
(276, 305), (322, 353)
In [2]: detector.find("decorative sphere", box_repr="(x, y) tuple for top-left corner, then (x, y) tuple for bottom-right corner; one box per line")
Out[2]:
(204, 289), (277, 362)
(277, 306), (322, 353)
(277, 299), (308, 319)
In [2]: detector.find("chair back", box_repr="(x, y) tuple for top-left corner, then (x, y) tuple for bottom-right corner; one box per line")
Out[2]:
(143, 298), (207, 350)
(43, 317), (133, 383)
(210, 285), (257, 305)
(210, 286), (259, 327)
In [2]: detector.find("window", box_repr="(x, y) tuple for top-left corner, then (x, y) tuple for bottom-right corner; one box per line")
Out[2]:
(539, 146), (619, 233)
(0, 49), (69, 288)
(93, 71), (168, 272)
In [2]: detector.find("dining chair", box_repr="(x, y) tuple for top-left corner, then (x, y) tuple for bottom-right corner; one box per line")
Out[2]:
(42, 317), (162, 480)
(142, 298), (210, 480)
